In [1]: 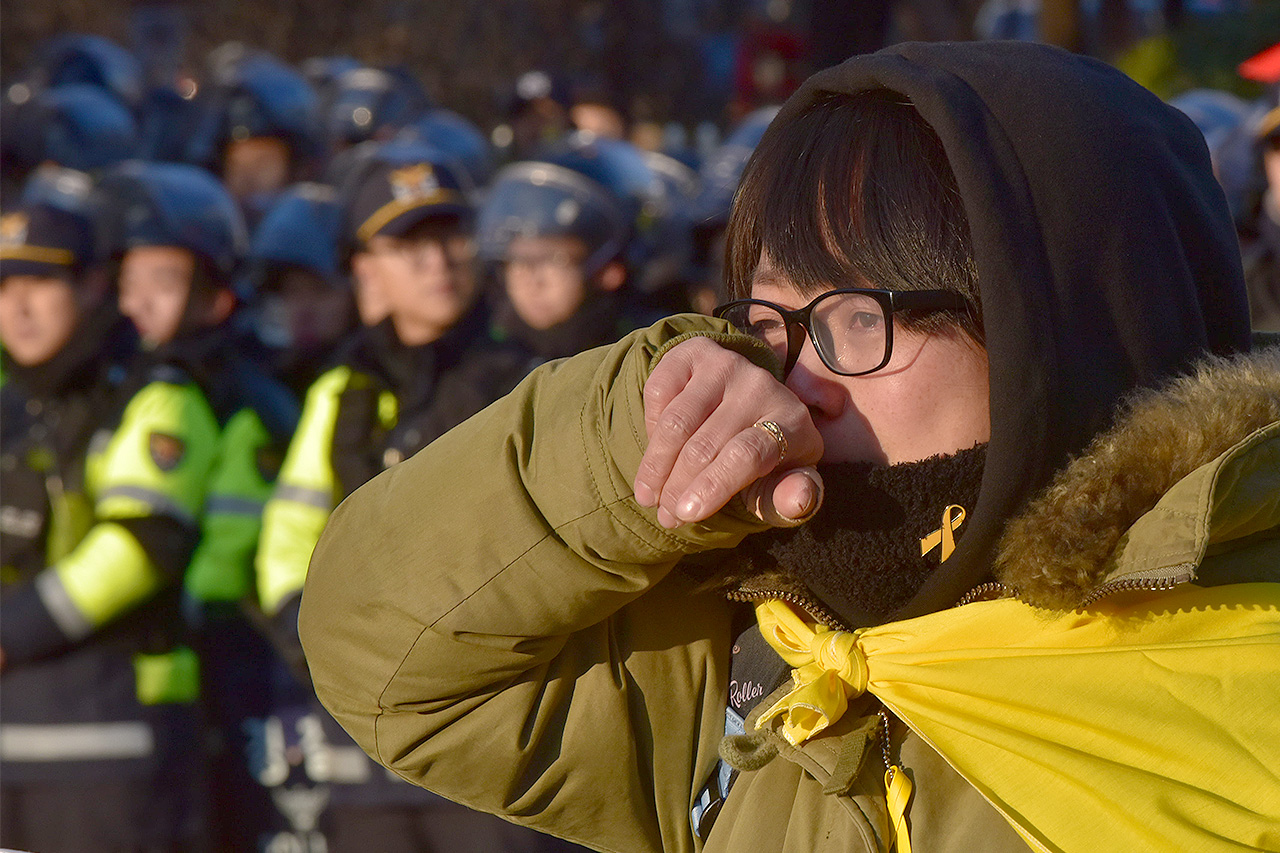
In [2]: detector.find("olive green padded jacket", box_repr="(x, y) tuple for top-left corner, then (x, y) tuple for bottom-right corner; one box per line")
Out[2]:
(299, 315), (1280, 852)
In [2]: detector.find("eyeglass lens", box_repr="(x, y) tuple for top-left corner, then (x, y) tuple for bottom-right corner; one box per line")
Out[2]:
(718, 291), (889, 375)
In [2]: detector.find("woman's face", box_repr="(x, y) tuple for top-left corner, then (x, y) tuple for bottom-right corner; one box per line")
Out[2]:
(752, 258), (991, 466)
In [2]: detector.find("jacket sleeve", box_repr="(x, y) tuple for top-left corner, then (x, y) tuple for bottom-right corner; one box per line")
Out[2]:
(299, 315), (779, 853)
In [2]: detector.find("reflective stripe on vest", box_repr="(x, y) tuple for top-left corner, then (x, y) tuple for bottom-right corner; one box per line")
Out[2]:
(204, 493), (267, 517)
(306, 744), (374, 784)
(0, 721), (154, 761)
(35, 566), (94, 641)
(271, 484), (333, 511)
(97, 485), (198, 527)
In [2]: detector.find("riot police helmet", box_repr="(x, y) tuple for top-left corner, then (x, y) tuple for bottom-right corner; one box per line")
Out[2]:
(95, 160), (246, 282)
(240, 181), (342, 299)
(477, 160), (629, 276)
(395, 108), (494, 189)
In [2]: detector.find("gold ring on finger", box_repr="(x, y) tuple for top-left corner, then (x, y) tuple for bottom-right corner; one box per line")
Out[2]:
(752, 420), (787, 464)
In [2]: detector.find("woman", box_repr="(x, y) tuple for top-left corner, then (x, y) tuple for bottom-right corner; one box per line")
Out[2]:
(299, 43), (1279, 852)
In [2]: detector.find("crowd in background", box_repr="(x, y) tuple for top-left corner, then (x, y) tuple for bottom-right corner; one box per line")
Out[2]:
(1, 2), (1278, 851)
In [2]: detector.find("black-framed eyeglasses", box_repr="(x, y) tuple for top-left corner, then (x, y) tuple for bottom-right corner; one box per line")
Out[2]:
(713, 288), (970, 377)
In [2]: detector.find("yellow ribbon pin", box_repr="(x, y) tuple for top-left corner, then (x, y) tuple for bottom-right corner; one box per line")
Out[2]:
(919, 504), (966, 562)
(885, 765), (914, 853)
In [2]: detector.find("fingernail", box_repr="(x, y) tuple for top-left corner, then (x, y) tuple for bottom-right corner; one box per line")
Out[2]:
(634, 481), (655, 507)
(787, 470), (825, 523)
(676, 494), (702, 521)
(656, 506), (678, 528)
(790, 483), (815, 519)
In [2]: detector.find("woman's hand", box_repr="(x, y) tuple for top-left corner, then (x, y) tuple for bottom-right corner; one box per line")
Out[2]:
(634, 337), (824, 528)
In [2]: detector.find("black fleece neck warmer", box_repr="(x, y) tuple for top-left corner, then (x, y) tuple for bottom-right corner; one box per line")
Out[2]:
(768, 42), (1251, 622)
(723, 445), (986, 628)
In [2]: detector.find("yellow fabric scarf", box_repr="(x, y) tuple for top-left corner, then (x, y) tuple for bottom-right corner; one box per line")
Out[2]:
(754, 583), (1280, 853)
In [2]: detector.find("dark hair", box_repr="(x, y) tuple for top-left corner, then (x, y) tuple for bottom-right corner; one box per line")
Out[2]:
(725, 90), (982, 342)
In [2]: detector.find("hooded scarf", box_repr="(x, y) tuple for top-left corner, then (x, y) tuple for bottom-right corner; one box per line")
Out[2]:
(750, 42), (1251, 627)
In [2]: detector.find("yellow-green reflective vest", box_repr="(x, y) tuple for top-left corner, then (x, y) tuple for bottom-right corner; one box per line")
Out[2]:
(257, 366), (397, 615)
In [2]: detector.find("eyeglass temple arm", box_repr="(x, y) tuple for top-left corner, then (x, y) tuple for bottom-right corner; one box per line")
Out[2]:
(889, 290), (970, 311)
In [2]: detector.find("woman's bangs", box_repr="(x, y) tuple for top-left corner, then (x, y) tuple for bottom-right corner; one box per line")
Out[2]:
(764, 131), (867, 296)
(726, 102), (869, 299)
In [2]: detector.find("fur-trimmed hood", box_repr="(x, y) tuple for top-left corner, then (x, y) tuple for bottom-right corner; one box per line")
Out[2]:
(996, 343), (1280, 610)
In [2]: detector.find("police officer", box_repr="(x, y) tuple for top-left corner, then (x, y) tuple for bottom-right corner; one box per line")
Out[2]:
(478, 157), (636, 360)
(322, 65), (432, 165)
(256, 139), (577, 852)
(0, 192), (217, 850)
(500, 70), (572, 163)
(683, 105), (779, 314)
(634, 146), (701, 313)
(1, 78), (139, 206)
(97, 159), (300, 852)
(530, 130), (690, 319)
(240, 181), (357, 400)
(186, 45), (320, 228)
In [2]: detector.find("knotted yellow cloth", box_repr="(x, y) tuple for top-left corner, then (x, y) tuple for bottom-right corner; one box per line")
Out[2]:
(754, 583), (1280, 852)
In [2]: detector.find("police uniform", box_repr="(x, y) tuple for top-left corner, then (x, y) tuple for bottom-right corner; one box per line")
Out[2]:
(256, 144), (574, 853)
(0, 202), (219, 851)
(96, 160), (302, 852)
(239, 181), (355, 400)
(167, 323), (301, 853)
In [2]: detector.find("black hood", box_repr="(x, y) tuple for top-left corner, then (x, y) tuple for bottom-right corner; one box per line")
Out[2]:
(769, 42), (1251, 622)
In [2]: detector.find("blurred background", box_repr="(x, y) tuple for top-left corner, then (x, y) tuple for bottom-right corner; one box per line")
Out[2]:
(4, 0), (1276, 147)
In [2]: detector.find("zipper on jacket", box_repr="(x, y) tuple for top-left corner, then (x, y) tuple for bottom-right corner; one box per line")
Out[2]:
(724, 586), (850, 631)
(955, 581), (1012, 606)
(1075, 563), (1197, 608)
(954, 570), (1196, 612)
(877, 709), (895, 775)
(725, 565), (1194, 630)
(727, 579), (1017, 632)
